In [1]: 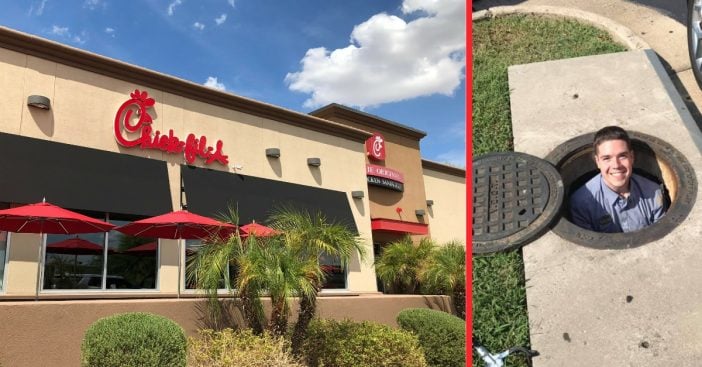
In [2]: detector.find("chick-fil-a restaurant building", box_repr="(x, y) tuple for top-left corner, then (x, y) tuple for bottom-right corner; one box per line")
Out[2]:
(0, 26), (465, 366)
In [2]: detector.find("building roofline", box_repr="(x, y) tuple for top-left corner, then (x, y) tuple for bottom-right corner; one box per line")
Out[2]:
(309, 103), (427, 140)
(421, 159), (466, 177)
(0, 26), (371, 142)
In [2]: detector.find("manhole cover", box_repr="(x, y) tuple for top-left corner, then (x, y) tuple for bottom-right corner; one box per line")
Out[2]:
(472, 152), (564, 254)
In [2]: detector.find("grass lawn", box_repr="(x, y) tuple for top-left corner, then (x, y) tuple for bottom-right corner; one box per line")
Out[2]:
(471, 14), (627, 367)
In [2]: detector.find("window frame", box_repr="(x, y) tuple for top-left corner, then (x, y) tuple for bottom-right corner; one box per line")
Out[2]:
(39, 212), (161, 293)
(0, 231), (10, 293)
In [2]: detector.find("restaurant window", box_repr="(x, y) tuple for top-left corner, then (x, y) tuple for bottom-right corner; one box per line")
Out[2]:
(320, 253), (345, 289)
(44, 230), (106, 290)
(185, 239), (235, 290)
(42, 212), (157, 290)
(0, 202), (8, 291)
(106, 213), (158, 289)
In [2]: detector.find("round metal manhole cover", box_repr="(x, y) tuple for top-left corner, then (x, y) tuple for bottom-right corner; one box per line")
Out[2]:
(472, 152), (564, 254)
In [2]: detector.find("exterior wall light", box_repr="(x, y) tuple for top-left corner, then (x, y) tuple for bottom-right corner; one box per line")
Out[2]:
(266, 148), (281, 158)
(415, 209), (425, 216)
(27, 95), (51, 110)
(351, 191), (365, 199)
(307, 158), (321, 167)
(426, 200), (434, 206)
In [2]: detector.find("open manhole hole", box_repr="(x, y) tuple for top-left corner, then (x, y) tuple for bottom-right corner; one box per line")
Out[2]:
(472, 131), (696, 253)
(546, 130), (696, 249)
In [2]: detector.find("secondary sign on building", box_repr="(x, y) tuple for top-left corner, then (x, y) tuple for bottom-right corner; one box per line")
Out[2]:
(366, 164), (404, 192)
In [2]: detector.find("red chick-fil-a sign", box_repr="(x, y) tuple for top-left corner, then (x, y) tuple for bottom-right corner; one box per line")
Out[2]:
(114, 89), (228, 165)
(365, 133), (386, 161)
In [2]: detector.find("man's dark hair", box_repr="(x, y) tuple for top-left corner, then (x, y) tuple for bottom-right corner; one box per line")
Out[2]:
(593, 126), (632, 155)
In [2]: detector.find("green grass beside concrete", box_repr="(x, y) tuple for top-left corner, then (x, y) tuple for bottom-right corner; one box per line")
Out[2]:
(472, 14), (627, 367)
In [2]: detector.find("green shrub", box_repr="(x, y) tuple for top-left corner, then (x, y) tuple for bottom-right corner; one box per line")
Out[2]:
(81, 312), (187, 367)
(397, 308), (465, 367)
(188, 328), (305, 367)
(302, 319), (427, 367)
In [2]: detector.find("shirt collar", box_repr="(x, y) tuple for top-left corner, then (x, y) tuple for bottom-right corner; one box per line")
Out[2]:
(599, 174), (641, 205)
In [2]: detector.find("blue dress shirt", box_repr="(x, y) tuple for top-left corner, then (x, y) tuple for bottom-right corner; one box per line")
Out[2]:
(569, 173), (666, 233)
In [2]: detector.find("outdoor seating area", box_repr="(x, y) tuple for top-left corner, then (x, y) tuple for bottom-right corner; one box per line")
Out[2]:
(0, 200), (465, 366)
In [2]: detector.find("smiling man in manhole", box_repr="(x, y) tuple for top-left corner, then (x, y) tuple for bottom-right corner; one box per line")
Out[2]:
(569, 126), (667, 232)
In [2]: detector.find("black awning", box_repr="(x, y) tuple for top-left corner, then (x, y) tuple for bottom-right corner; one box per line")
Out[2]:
(181, 165), (358, 232)
(0, 132), (172, 216)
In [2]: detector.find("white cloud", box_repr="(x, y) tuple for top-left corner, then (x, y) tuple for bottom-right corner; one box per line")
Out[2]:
(204, 77), (226, 91)
(434, 149), (466, 169)
(228, 0), (235, 8)
(167, 0), (182, 16)
(105, 27), (114, 34)
(72, 32), (87, 44)
(50, 26), (88, 45)
(193, 22), (205, 31)
(215, 13), (227, 25)
(29, 0), (48, 16)
(84, 0), (101, 10)
(51, 25), (69, 36)
(285, 0), (465, 109)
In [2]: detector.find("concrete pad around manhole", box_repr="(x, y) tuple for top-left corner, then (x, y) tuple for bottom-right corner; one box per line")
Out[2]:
(508, 49), (702, 366)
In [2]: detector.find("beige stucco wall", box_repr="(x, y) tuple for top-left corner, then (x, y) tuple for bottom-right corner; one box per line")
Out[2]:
(0, 46), (377, 294)
(5, 233), (42, 295)
(423, 167), (467, 245)
(316, 113), (429, 225)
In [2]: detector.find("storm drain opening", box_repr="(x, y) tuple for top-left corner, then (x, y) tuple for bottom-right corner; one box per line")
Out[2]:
(545, 130), (697, 249)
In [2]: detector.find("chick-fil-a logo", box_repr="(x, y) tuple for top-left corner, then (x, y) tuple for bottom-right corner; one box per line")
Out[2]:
(365, 133), (386, 161)
(114, 89), (228, 165)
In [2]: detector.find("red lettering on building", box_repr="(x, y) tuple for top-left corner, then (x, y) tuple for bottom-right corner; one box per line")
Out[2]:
(114, 89), (228, 165)
(366, 164), (404, 183)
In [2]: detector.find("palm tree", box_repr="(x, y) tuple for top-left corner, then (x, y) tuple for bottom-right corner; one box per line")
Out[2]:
(419, 241), (466, 319)
(186, 207), (266, 333)
(268, 206), (367, 356)
(374, 236), (435, 294)
(237, 234), (321, 336)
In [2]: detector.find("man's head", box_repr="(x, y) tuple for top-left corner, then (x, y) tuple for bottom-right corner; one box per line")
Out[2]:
(593, 126), (634, 195)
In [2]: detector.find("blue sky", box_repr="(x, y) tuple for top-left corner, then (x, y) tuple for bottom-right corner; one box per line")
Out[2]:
(1, 0), (466, 167)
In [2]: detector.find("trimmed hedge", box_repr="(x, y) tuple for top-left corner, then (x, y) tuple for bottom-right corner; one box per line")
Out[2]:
(397, 308), (466, 367)
(302, 319), (427, 367)
(81, 312), (187, 367)
(188, 328), (305, 367)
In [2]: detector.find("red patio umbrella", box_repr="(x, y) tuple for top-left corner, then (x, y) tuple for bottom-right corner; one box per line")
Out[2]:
(47, 237), (104, 254)
(0, 202), (115, 234)
(115, 210), (235, 297)
(115, 210), (235, 240)
(0, 201), (115, 299)
(240, 221), (280, 238)
(46, 237), (105, 280)
(124, 241), (157, 255)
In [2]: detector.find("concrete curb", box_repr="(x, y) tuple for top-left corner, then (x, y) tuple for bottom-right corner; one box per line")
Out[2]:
(472, 5), (651, 51)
